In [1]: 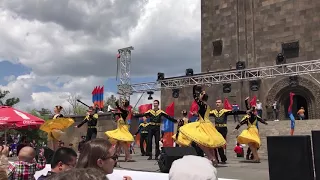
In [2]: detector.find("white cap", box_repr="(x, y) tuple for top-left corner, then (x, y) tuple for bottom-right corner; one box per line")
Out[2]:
(169, 155), (217, 180)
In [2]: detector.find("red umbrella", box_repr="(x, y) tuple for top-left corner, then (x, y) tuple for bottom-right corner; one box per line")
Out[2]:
(0, 106), (45, 129)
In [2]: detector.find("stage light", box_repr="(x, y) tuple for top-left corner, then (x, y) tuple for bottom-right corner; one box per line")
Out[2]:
(157, 73), (165, 81)
(185, 69), (193, 76)
(147, 91), (154, 100)
(289, 76), (298, 87)
(250, 80), (260, 91)
(236, 61), (245, 70)
(172, 89), (179, 98)
(223, 83), (231, 93)
(276, 53), (285, 64)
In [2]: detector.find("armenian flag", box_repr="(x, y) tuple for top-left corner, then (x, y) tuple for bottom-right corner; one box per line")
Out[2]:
(92, 86), (104, 109)
(162, 102), (175, 147)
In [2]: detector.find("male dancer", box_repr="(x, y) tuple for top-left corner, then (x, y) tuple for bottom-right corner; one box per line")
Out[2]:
(210, 99), (247, 164)
(75, 106), (98, 141)
(134, 100), (177, 160)
(134, 118), (149, 156)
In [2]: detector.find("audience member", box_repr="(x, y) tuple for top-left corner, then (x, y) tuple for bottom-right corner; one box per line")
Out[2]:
(7, 146), (46, 180)
(38, 147), (77, 180)
(76, 139), (131, 179)
(169, 155), (217, 180)
(47, 168), (108, 180)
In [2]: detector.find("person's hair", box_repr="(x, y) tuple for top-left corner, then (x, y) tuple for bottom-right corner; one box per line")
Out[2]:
(181, 110), (187, 116)
(153, 100), (160, 104)
(51, 147), (77, 168)
(55, 105), (63, 111)
(76, 138), (112, 169)
(0, 168), (7, 180)
(123, 100), (130, 107)
(47, 168), (108, 180)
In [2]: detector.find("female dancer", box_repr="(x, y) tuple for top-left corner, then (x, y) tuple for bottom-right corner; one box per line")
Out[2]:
(175, 85), (226, 165)
(233, 108), (268, 163)
(40, 105), (74, 151)
(105, 100), (134, 161)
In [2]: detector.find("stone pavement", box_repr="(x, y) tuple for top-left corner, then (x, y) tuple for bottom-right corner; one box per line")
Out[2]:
(116, 149), (269, 180)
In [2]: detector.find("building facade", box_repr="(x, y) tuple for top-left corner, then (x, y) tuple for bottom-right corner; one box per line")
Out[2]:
(161, 0), (320, 120)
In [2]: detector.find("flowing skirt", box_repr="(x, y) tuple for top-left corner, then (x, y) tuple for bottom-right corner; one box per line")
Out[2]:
(175, 121), (226, 148)
(105, 124), (134, 145)
(237, 126), (261, 148)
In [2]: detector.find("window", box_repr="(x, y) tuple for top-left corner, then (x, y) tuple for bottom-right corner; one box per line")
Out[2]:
(212, 40), (223, 56)
(282, 41), (299, 59)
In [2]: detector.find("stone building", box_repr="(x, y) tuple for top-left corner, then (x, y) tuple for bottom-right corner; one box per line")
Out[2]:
(161, 0), (320, 120)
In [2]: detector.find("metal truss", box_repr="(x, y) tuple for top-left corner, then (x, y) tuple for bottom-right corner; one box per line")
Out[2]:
(129, 59), (320, 93)
(117, 46), (134, 100)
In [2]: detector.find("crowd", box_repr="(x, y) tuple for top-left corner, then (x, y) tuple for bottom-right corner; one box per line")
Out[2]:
(0, 138), (218, 180)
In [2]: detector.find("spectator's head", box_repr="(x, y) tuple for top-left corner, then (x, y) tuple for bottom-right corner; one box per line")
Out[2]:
(47, 168), (108, 180)
(18, 146), (36, 162)
(169, 155), (217, 180)
(51, 147), (77, 173)
(76, 138), (116, 175)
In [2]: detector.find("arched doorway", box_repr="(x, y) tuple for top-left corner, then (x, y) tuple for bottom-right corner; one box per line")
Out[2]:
(265, 77), (320, 119)
(283, 95), (308, 119)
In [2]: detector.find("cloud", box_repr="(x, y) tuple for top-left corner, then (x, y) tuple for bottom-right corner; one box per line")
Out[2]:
(0, 0), (198, 111)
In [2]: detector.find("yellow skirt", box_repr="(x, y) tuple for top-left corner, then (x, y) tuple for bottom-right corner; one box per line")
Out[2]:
(172, 132), (193, 147)
(105, 125), (134, 144)
(177, 121), (226, 148)
(237, 126), (261, 147)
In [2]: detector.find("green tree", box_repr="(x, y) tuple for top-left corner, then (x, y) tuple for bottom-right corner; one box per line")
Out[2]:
(103, 95), (117, 111)
(0, 89), (20, 106)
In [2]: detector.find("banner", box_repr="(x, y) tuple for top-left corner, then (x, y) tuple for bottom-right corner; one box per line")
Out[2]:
(163, 102), (174, 147)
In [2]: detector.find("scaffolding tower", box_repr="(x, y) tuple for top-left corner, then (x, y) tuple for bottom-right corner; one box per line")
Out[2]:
(117, 46), (134, 100)
(129, 59), (320, 93)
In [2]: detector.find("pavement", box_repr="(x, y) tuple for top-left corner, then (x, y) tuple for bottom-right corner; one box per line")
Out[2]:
(116, 148), (270, 180)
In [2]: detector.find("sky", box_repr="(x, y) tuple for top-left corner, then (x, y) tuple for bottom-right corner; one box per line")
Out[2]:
(0, 0), (201, 112)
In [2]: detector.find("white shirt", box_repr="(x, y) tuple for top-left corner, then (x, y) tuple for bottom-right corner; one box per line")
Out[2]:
(256, 102), (262, 110)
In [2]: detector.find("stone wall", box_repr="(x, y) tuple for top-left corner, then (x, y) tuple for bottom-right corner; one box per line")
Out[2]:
(59, 113), (140, 147)
(161, 0), (320, 119)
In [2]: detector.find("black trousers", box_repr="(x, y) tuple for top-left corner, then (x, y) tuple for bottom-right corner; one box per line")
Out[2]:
(140, 134), (148, 154)
(147, 125), (161, 157)
(215, 127), (228, 162)
(86, 128), (97, 142)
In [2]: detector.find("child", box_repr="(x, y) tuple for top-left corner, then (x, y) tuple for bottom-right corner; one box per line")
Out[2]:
(7, 146), (46, 180)
(234, 142), (244, 157)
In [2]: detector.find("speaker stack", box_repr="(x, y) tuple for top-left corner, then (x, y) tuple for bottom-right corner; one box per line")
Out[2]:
(312, 131), (320, 180)
(267, 135), (314, 180)
(158, 147), (197, 173)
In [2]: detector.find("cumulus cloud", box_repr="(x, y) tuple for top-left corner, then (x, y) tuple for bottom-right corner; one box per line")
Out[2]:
(0, 0), (198, 111)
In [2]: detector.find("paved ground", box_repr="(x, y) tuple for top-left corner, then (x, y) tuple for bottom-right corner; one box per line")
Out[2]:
(116, 148), (269, 180)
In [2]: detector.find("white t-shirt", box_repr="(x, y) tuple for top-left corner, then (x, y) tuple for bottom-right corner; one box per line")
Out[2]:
(256, 102), (262, 110)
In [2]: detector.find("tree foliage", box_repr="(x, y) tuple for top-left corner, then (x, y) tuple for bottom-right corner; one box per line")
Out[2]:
(0, 89), (20, 106)
(103, 95), (117, 111)
(64, 94), (87, 115)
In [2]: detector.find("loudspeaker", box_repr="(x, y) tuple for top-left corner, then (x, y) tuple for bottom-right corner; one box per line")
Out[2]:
(312, 131), (320, 180)
(158, 147), (197, 173)
(267, 136), (314, 180)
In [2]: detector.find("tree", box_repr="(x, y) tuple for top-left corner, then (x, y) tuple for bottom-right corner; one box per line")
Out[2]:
(103, 95), (117, 111)
(0, 89), (20, 106)
(65, 94), (87, 115)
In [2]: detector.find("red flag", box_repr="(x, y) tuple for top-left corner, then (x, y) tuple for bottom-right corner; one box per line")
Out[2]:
(250, 96), (257, 107)
(165, 102), (174, 117)
(224, 98), (232, 110)
(100, 86), (104, 109)
(139, 104), (152, 113)
(188, 100), (198, 118)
